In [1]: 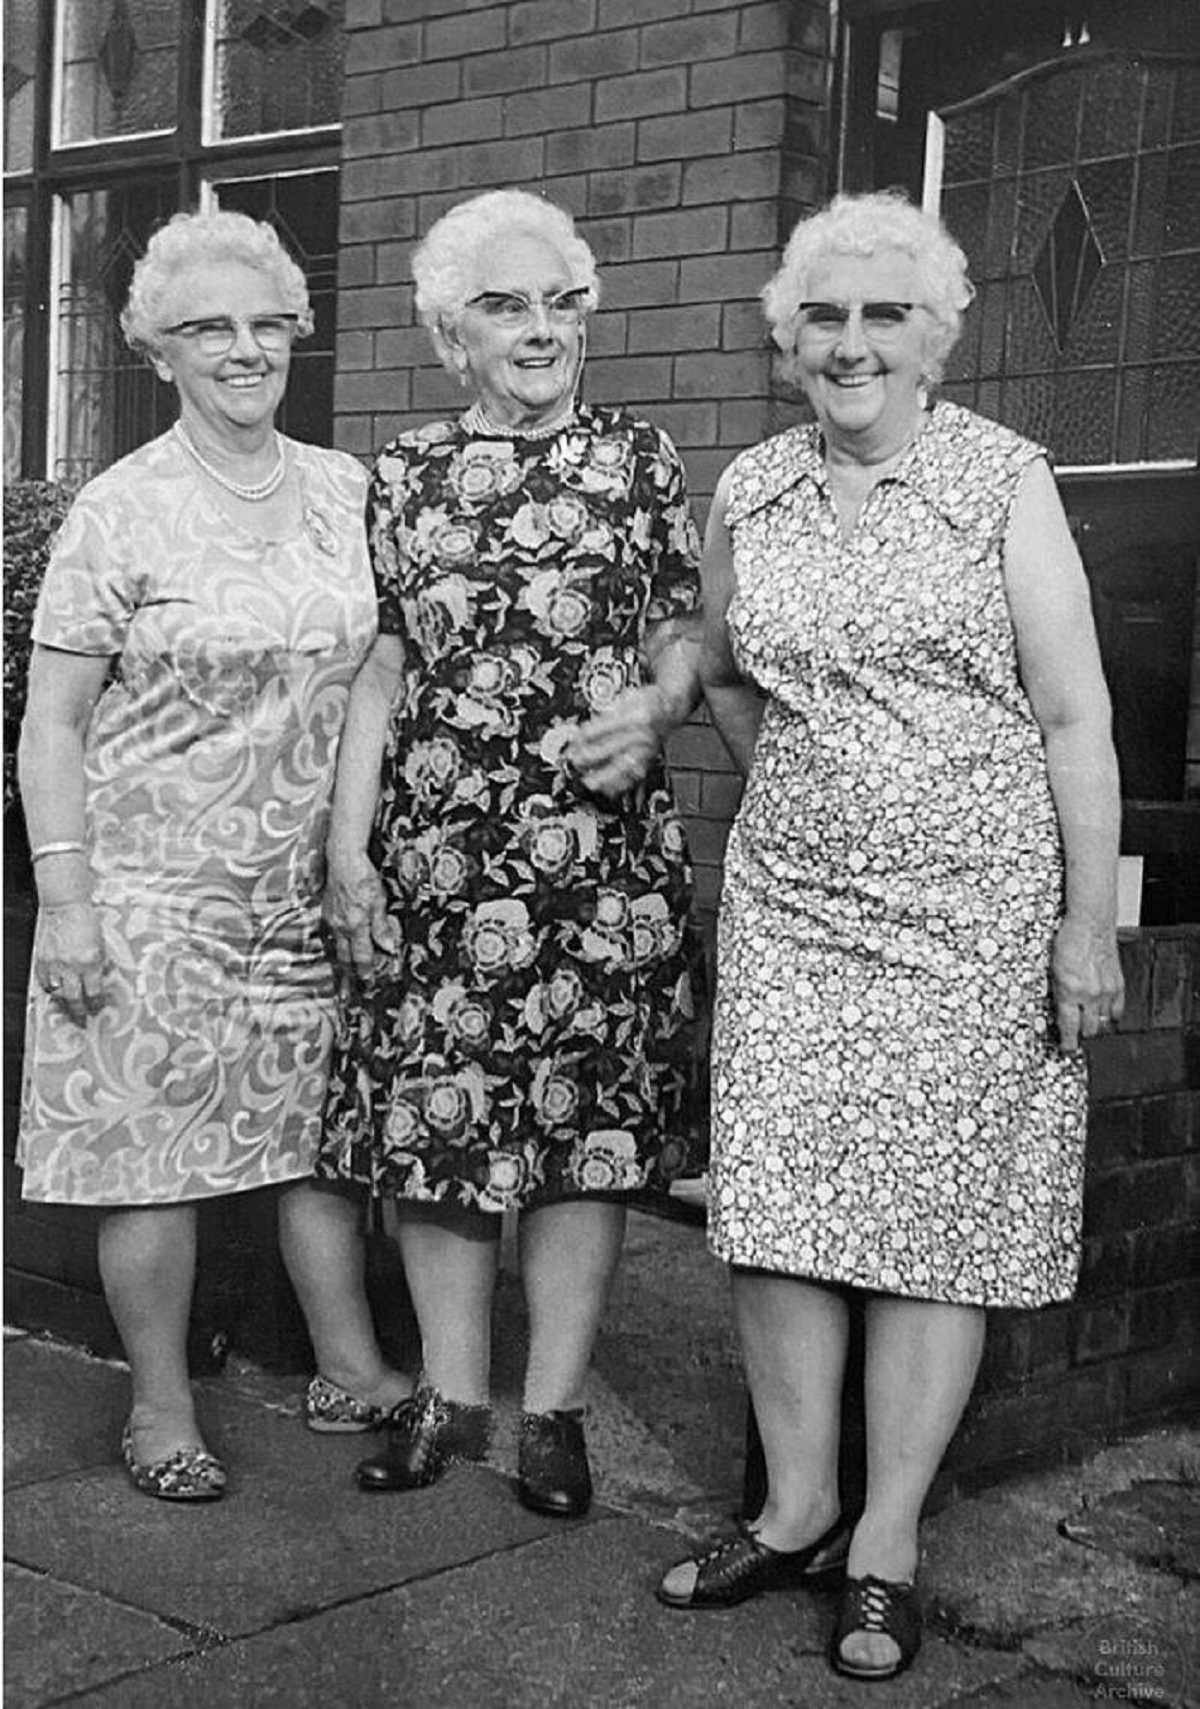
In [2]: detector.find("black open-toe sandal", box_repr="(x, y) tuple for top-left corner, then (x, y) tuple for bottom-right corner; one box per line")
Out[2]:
(830, 1574), (922, 1681)
(656, 1515), (849, 1610)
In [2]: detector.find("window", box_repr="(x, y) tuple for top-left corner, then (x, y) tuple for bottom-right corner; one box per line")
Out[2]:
(3, 0), (345, 483)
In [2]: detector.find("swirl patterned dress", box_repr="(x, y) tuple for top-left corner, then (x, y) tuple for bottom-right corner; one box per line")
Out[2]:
(319, 404), (707, 1212)
(708, 402), (1087, 1309)
(18, 431), (376, 1205)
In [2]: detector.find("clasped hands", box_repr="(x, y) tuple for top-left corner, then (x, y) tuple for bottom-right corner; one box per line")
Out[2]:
(565, 685), (670, 798)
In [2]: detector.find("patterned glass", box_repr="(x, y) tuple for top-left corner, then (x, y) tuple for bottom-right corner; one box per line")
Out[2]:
(56, 0), (179, 146)
(210, 0), (344, 141)
(53, 183), (177, 481)
(4, 205), (27, 480)
(4, 0), (37, 173)
(941, 56), (1200, 465)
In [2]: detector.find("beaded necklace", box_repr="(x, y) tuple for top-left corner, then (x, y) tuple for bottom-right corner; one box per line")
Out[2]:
(174, 421), (286, 501)
(461, 400), (577, 440)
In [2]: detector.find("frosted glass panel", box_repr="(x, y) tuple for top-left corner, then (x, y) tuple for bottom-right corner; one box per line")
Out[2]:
(56, 0), (179, 145)
(210, 0), (344, 141)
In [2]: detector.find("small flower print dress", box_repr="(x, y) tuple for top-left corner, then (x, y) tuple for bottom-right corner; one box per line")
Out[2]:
(18, 432), (376, 1205)
(708, 402), (1087, 1309)
(319, 404), (708, 1212)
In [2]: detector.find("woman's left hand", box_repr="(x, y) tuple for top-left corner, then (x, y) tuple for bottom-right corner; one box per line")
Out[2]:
(567, 687), (668, 798)
(1052, 914), (1125, 1053)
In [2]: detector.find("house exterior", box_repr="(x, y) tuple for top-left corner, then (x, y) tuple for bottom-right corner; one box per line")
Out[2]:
(4, 0), (1198, 1480)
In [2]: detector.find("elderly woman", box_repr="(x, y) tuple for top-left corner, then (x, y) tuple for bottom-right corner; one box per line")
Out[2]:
(318, 188), (706, 1517)
(17, 208), (409, 1502)
(655, 192), (1123, 1682)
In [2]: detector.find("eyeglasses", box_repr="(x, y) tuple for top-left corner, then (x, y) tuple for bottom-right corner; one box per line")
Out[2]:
(158, 314), (300, 355)
(464, 288), (591, 328)
(796, 301), (923, 341)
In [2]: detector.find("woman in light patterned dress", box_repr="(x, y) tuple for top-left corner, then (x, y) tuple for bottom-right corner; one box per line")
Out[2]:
(17, 211), (410, 1502)
(657, 193), (1123, 1683)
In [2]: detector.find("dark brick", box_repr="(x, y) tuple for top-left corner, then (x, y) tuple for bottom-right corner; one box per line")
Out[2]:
(346, 0), (382, 25)
(338, 244), (376, 290)
(550, 29), (639, 84)
(1115, 934), (1152, 1030)
(1124, 1159), (1188, 1230)
(643, 400), (718, 446)
(1128, 1284), (1184, 1352)
(631, 206), (727, 260)
(1127, 1223), (1197, 1289)
(338, 285), (407, 330)
(338, 412), (373, 453)
(343, 110), (420, 158)
(334, 370), (408, 412)
(598, 0), (685, 23)
(680, 447), (730, 494)
(721, 301), (769, 350)
(641, 14), (738, 68)
(459, 136), (545, 183)
(675, 351), (769, 398)
(595, 68), (687, 124)
(719, 398), (770, 445)
(638, 109), (732, 164)
(346, 24), (418, 74)
(1072, 1300), (1130, 1364)
(1076, 1232), (1132, 1299)
(1186, 1026), (1200, 1091)
(1149, 937), (1188, 1028)
(504, 83), (587, 136)
(668, 721), (732, 774)
(596, 259), (679, 310)
(1082, 1170), (1127, 1239)
(583, 355), (673, 403)
(672, 772), (701, 814)
(424, 6), (505, 59)
(374, 243), (413, 286)
(588, 164), (681, 218)
(682, 149), (780, 206)
(628, 304), (719, 353)
(1086, 1099), (1139, 1173)
(731, 201), (779, 250)
(422, 97), (502, 148)
(340, 197), (425, 245)
(738, 2), (792, 53)
(413, 365), (464, 412)
(584, 310), (627, 357)
(510, 0), (596, 44)
(1087, 1031), (1188, 1101)
(546, 123), (635, 175)
(1122, 1344), (1200, 1419)
(1138, 1092), (1191, 1158)
(336, 327), (375, 369)
(947, 1363), (1120, 1480)
(464, 44), (546, 97)
(378, 59), (459, 110)
(733, 97), (786, 150)
(343, 72), (382, 116)
(680, 250), (777, 302)
(691, 50), (788, 108)
(577, 216), (631, 264)
(376, 326), (434, 368)
(692, 863), (723, 912)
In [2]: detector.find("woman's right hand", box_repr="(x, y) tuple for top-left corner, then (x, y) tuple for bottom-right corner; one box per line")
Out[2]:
(36, 900), (109, 1023)
(322, 848), (400, 981)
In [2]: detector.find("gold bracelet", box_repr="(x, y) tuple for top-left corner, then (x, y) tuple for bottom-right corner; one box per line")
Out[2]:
(30, 841), (87, 863)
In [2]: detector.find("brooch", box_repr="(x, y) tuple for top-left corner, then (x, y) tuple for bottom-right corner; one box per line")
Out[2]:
(304, 504), (338, 556)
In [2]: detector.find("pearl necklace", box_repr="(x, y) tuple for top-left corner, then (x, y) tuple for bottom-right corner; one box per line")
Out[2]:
(174, 421), (286, 501)
(461, 400), (578, 441)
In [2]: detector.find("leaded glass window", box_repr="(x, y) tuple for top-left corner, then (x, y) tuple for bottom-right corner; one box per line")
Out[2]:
(936, 55), (1200, 467)
(207, 0), (345, 143)
(4, 205), (28, 480)
(54, 0), (180, 148)
(3, 0), (37, 173)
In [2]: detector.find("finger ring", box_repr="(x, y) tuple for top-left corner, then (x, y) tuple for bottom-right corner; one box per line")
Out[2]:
(45, 978), (62, 991)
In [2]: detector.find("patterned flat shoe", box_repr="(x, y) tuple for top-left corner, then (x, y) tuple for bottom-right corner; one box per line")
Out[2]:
(656, 1515), (849, 1610)
(121, 1424), (226, 1503)
(356, 1383), (491, 1492)
(518, 1407), (592, 1519)
(830, 1574), (922, 1681)
(304, 1374), (391, 1434)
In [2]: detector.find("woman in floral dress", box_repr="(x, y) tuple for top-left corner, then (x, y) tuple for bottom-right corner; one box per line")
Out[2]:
(656, 194), (1123, 1684)
(319, 190), (706, 1517)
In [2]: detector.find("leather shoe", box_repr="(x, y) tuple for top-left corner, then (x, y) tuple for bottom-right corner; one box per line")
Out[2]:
(356, 1384), (490, 1493)
(517, 1407), (592, 1518)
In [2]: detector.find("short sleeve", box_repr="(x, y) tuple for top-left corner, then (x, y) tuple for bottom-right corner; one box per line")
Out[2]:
(366, 447), (412, 637)
(31, 480), (139, 657)
(644, 426), (701, 626)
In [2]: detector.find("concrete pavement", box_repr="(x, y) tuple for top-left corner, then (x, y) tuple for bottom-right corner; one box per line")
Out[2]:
(5, 1211), (1197, 1707)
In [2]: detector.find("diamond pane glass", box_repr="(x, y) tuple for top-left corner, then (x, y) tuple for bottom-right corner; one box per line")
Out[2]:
(4, 204), (27, 479)
(211, 0), (345, 142)
(4, 0), (37, 173)
(56, 0), (179, 145)
(939, 55), (1199, 465)
(53, 183), (177, 481)
(211, 171), (338, 443)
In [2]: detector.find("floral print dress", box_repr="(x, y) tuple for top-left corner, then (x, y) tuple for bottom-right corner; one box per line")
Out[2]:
(319, 404), (707, 1212)
(708, 403), (1087, 1309)
(18, 432), (376, 1204)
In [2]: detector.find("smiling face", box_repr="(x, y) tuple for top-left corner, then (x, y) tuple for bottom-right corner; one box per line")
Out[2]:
(792, 247), (933, 460)
(151, 259), (292, 447)
(447, 232), (585, 429)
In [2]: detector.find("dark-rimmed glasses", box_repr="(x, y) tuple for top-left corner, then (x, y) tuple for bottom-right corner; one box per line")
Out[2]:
(465, 289), (591, 328)
(796, 301), (923, 341)
(158, 314), (300, 355)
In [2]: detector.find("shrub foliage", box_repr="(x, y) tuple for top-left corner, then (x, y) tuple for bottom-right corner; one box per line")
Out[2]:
(3, 480), (77, 809)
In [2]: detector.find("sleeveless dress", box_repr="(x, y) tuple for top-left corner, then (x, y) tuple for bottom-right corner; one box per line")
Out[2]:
(18, 431), (376, 1205)
(708, 402), (1087, 1309)
(318, 404), (708, 1213)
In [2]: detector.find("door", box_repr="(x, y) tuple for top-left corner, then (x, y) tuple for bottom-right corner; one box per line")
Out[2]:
(839, 0), (1200, 920)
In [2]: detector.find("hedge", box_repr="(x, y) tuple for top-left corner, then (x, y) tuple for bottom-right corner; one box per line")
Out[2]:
(3, 480), (77, 810)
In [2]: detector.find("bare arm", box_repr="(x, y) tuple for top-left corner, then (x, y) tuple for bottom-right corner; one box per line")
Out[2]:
(323, 633), (404, 979)
(698, 466), (765, 778)
(1004, 457), (1124, 1051)
(18, 644), (113, 1020)
(568, 612), (702, 798)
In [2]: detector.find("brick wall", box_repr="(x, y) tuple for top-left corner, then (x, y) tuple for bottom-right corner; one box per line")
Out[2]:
(336, 0), (830, 916)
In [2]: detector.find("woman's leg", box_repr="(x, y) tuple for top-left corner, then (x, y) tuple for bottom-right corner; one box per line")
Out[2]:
(277, 1178), (410, 1407)
(840, 1296), (986, 1670)
(98, 1203), (203, 1461)
(394, 1203), (500, 1404)
(519, 1198), (627, 1412)
(732, 1270), (848, 1550)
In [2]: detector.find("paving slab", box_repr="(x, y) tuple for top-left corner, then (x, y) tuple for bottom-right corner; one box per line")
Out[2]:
(5, 1382), (572, 1640)
(71, 1516), (1026, 1709)
(1023, 1603), (1198, 1709)
(4, 1338), (128, 1486)
(942, 1678), (1099, 1706)
(1059, 1480), (1200, 1579)
(4, 1560), (191, 1709)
